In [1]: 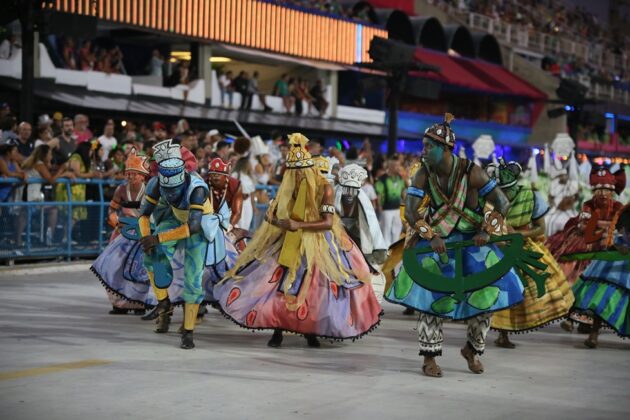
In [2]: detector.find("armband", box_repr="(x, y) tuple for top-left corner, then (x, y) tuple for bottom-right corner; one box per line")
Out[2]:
(107, 213), (119, 228)
(482, 209), (505, 235)
(158, 224), (190, 243)
(407, 186), (425, 198)
(414, 220), (435, 241)
(321, 204), (335, 214)
(479, 179), (497, 198)
(145, 195), (158, 205)
(139, 216), (151, 238)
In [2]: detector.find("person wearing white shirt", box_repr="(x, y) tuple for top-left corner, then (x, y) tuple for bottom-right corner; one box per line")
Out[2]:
(232, 157), (256, 230)
(218, 70), (234, 108)
(0, 35), (17, 59)
(98, 119), (118, 162)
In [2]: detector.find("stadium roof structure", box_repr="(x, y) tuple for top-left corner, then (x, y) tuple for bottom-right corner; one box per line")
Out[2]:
(412, 47), (547, 100)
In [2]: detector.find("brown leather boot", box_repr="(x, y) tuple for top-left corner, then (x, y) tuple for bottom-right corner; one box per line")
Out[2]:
(422, 356), (443, 378)
(494, 331), (516, 349)
(155, 312), (171, 333)
(461, 343), (484, 374)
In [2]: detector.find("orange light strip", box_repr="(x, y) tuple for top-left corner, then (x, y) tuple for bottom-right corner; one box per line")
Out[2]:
(54, 0), (387, 64)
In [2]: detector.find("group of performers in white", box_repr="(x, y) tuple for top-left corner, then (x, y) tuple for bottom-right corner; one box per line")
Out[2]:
(92, 114), (629, 377)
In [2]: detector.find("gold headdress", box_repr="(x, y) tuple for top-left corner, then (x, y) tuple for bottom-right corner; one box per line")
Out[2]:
(285, 133), (314, 169)
(313, 155), (331, 174)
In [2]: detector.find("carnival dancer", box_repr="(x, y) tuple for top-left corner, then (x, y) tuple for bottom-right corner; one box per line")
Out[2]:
(137, 139), (223, 349)
(546, 167), (626, 285)
(202, 157), (247, 305)
(487, 159), (574, 348)
(544, 168), (579, 237)
(385, 114), (525, 377)
(91, 148), (151, 315)
(334, 164), (387, 265)
(214, 133), (382, 348)
(571, 204), (630, 348)
(334, 163), (387, 302)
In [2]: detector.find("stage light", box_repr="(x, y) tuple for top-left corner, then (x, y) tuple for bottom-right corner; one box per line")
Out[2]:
(210, 57), (232, 63)
(605, 113), (615, 119)
(533, 147), (540, 155)
(121, 120), (127, 127)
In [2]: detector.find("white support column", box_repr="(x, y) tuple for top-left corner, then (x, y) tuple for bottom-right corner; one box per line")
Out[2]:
(330, 70), (338, 119)
(198, 44), (212, 103)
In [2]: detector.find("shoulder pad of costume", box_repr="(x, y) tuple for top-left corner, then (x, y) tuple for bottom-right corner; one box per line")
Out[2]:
(146, 176), (160, 195)
(189, 185), (209, 204)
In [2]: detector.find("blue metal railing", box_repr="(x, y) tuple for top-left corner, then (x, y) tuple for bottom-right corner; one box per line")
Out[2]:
(0, 177), (278, 261)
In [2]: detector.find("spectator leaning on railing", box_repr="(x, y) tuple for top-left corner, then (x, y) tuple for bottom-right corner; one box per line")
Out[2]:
(0, 143), (26, 203)
(16, 144), (76, 248)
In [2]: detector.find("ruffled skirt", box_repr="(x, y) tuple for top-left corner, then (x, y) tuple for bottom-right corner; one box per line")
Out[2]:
(214, 233), (382, 340)
(572, 254), (630, 337)
(491, 238), (574, 332)
(385, 232), (525, 320)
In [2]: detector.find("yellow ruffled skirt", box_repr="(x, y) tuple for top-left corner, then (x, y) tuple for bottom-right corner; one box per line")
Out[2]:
(491, 237), (574, 332)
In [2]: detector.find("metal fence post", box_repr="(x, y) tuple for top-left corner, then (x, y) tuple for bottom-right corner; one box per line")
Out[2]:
(66, 179), (72, 259)
(98, 180), (104, 252)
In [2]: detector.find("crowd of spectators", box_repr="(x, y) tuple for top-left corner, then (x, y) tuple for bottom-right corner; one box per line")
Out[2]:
(51, 37), (127, 74)
(218, 69), (329, 116)
(431, 0), (629, 84)
(273, 1), (376, 23)
(0, 107), (420, 250)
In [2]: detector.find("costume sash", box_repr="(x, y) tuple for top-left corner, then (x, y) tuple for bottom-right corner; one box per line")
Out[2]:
(426, 157), (481, 236)
(278, 178), (307, 270)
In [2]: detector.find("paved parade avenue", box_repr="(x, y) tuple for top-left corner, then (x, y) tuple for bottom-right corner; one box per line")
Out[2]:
(0, 263), (629, 420)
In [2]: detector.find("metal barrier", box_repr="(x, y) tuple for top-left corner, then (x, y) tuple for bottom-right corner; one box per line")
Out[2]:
(0, 178), (278, 262)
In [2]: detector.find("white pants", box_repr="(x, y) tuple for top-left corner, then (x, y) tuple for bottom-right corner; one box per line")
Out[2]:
(239, 199), (253, 231)
(380, 209), (402, 247)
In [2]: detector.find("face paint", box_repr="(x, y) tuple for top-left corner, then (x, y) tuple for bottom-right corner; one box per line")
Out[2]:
(422, 138), (444, 168)
(161, 185), (185, 206)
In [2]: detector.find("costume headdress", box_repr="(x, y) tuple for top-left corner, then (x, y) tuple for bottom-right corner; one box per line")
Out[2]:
(486, 158), (522, 189)
(125, 147), (150, 175)
(285, 133), (314, 169)
(153, 139), (185, 187)
(472, 134), (498, 167)
(590, 166), (626, 195)
(423, 113), (456, 149)
(313, 156), (331, 174)
(339, 164), (368, 189)
(208, 157), (231, 175)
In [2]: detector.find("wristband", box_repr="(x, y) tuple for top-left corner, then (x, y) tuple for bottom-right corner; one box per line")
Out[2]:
(158, 224), (190, 243)
(414, 219), (435, 241)
(483, 210), (504, 235)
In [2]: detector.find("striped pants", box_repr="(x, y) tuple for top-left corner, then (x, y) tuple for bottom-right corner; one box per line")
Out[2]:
(418, 313), (491, 357)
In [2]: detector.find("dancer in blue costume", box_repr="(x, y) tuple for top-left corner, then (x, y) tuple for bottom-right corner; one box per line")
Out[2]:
(573, 204), (630, 348)
(385, 114), (524, 377)
(137, 139), (225, 349)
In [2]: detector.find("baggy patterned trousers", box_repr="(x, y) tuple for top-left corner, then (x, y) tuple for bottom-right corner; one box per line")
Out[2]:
(143, 217), (207, 304)
(418, 312), (491, 357)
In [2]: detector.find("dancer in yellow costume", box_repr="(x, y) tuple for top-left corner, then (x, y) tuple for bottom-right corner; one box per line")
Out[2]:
(487, 159), (574, 348)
